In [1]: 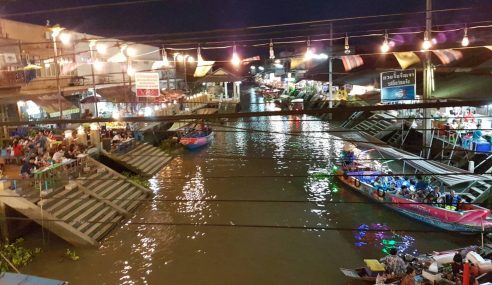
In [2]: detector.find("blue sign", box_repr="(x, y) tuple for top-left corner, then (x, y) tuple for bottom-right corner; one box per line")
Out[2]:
(380, 69), (416, 102)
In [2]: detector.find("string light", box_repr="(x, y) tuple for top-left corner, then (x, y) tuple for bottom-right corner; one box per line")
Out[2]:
(461, 27), (469, 47)
(422, 31), (432, 50)
(269, 40), (275, 60)
(344, 34), (351, 54)
(231, 44), (241, 66)
(380, 31), (390, 53)
(304, 38), (314, 60)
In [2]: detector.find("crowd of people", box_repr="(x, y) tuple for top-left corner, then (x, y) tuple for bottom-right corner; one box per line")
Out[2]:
(360, 174), (463, 210)
(0, 130), (87, 179)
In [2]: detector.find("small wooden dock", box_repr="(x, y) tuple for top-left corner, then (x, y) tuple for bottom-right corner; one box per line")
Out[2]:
(0, 156), (152, 246)
(101, 141), (172, 177)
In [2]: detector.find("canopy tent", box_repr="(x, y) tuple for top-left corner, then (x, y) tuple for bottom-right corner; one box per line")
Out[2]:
(195, 68), (242, 83)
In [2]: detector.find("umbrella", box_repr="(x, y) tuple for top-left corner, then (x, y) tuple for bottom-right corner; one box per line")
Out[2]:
(23, 64), (42, 70)
(80, 95), (103, 103)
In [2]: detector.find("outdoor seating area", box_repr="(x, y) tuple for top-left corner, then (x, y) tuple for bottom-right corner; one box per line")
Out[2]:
(432, 107), (492, 152)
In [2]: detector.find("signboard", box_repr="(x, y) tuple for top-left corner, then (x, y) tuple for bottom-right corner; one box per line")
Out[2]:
(135, 72), (160, 97)
(380, 69), (416, 102)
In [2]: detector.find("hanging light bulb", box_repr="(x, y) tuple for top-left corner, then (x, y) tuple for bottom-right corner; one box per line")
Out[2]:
(231, 44), (241, 66)
(161, 47), (170, 66)
(380, 31), (390, 53)
(422, 31), (432, 50)
(269, 40), (275, 60)
(197, 45), (204, 63)
(344, 34), (351, 54)
(304, 39), (313, 60)
(461, 27), (469, 47)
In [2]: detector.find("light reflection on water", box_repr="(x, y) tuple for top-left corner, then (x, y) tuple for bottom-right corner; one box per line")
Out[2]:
(23, 88), (476, 285)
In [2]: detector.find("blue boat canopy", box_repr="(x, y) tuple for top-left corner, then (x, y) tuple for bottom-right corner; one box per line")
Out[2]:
(0, 272), (67, 285)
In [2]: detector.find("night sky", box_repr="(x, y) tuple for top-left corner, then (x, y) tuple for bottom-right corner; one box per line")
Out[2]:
(1, 0), (490, 37)
(1, 0), (491, 61)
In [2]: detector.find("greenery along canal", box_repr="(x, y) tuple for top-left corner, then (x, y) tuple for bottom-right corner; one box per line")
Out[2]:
(22, 89), (474, 284)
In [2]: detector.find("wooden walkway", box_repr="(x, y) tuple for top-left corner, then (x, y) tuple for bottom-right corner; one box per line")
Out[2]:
(101, 142), (172, 177)
(0, 156), (152, 246)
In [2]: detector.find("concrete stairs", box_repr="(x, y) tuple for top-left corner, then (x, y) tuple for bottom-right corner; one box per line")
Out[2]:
(103, 142), (173, 177)
(0, 157), (151, 246)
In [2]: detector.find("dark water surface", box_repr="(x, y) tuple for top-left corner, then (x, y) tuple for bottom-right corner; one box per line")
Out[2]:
(24, 89), (474, 284)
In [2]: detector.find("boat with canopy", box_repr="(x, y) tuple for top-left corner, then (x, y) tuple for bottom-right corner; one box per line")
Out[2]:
(332, 131), (492, 233)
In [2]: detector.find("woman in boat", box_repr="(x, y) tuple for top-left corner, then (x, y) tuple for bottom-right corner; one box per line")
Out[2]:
(380, 248), (406, 277)
(400, 267), (416, 285)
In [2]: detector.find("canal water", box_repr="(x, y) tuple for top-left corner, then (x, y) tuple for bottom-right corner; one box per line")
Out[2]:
(24, 89), (474, 284)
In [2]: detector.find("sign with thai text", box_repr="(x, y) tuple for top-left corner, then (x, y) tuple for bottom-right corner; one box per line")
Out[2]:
(380, 69), (416, 102)
(135, 72), (160, 97)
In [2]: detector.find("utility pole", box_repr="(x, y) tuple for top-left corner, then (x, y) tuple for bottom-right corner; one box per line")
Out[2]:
(328, 22), (334, 114)
(423, 0), (433, 158)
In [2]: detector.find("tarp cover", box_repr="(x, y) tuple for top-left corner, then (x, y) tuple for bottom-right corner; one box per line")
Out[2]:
(333, 130), (492, 186)
(377, 146), (492, 186)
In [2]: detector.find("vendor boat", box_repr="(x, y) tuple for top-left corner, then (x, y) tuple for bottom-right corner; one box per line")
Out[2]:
(180, 129), (214, 150)
(340, 267), (401, 283)
(333, 141), (492, 233)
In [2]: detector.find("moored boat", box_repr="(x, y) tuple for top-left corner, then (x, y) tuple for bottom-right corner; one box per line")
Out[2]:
(180, 129), (214, 150)
(333, 142), (492, 233)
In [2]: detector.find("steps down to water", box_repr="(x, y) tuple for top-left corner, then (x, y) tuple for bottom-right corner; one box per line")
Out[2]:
(0, 157), (152, 246)
(102, 142), (173, 177)
(460, 180), (492, 203)
(353, 113), (395, 137)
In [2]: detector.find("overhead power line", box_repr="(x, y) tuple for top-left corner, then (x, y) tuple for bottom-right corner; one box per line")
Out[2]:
(0, 216), (486, 234)
(1, 0), (162, 17)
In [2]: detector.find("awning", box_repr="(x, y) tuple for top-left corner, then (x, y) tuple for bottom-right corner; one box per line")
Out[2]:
(28, 94), (77, 114)
(97, 85), (132, 102)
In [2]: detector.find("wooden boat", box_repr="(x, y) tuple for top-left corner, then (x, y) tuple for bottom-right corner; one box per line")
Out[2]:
(340, 267), (401, 283)
(180, 129), (214, 150)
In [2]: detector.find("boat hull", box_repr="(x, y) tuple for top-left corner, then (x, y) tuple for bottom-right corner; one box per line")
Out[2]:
(180, 132), (214, 150)
(335, 170), (492, 232)
(340, 267), (400, 283)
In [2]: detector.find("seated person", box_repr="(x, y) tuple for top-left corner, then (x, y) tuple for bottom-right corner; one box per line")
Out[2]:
(415, 176), (428, 191)
(426, 186), (443, 205)
(388, 182), (398, 193)
(398, 185), (411, 198)
(472, 124), (483, 141)
(20, 157), (35, 178)
(379, 248), (406, 276)
(112, 133), (122, 143)
(444, 190), (462, 211)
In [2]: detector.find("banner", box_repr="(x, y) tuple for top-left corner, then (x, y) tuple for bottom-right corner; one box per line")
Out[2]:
(380, 69), (416, 102)
(393, 52), (420, 69)
(432, 49), (463, 65)
(135, 72), (160, 97)
(341, 55), (364, 71)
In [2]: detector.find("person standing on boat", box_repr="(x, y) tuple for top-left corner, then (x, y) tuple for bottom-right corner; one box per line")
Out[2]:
(380, 248), (406, 277)
(444, 190), (462, 211)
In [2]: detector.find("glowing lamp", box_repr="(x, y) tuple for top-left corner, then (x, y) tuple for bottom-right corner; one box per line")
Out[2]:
(187, 56), (195, 63)
(344, 34), (351, 54)
(126, 47), (137, 57)
(94, 59), (103, 71)
(59, 33), (71, 45)
(90, 123), (99, 131)
(64, 130), (73, 140)
(77, 126), (85, 135)
(422, 31), (432, 50)
(462, 27), (469, 47)
(381, 32), (390, 53)
(96, 44), (107, 54)
(231, 44), (241, 66)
